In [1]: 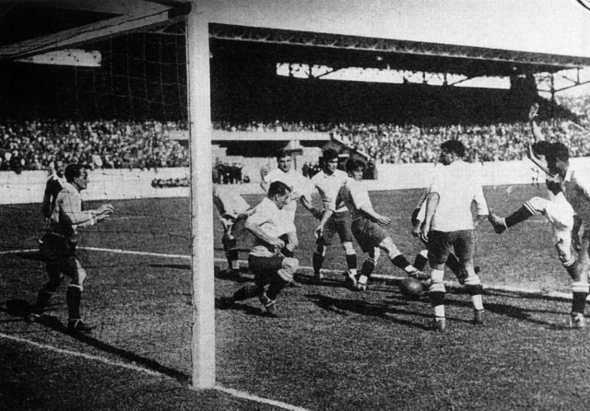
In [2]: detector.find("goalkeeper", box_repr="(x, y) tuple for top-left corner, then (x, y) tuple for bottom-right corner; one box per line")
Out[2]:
(26, 164), (114, 334)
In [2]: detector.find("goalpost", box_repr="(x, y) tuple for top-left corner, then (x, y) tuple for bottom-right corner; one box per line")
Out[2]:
(0, 2), (218, 389)
(186, 6), (216, 389)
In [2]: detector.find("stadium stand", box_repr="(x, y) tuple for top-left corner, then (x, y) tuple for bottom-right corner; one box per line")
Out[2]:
(0, 96), (588, 174)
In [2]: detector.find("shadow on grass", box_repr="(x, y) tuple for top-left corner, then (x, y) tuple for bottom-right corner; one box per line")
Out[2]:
(2, 298), (190, 384)
(145, 263), (253, 283)
(438, 296), (565, 328)
(306, 293), (431, 330)
(214, 297), (274, 318)
(307, 286), (570, 330)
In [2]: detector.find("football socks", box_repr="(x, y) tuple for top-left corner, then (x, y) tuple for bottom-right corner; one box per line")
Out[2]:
(505, 205), (535, 228)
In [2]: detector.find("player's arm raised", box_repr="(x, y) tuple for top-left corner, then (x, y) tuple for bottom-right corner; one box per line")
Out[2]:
(526, 103), (552, 176)
(528, 103), (543, 143)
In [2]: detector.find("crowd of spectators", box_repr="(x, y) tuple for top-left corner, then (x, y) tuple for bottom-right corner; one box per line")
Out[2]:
(0, 118), (189, 173)
(1, 96), (589, 174)
(332, 120), (590, 164)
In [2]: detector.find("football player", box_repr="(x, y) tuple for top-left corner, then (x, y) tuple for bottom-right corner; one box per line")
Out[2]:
(42, 160), (66, 221)
(213, 184), (255, 280)
(488, 104), (587, 328)
(27, 164), (114, 333)
(315, 158), (426, 291)
(260, 149), (311, 287)
(218, 181), (298, 317)
(412, 186), (480, 285)
(305, 149), (358, 283)
(418, 140), (489, 332)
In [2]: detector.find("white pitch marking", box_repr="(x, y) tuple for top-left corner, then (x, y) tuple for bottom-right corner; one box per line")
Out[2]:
(12, 246), (576, 300)
(0, 248), (38, 255)
(82, 246), (190, 260)
(0, 332), (311, 410)
(0, 331), (163, 377)
(215, 386), (312, 411)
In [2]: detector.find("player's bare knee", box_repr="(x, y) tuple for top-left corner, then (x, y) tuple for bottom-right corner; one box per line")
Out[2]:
(557, 246), (573, 265)
(280, 257), (299, 277)
(342, 241), (355, 255)
(73, 266), (87, 286)
(369, 247), (381, 261)
(379, 238), (400, 260)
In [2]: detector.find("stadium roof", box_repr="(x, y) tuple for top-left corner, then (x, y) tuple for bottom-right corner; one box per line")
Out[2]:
(210, 24), (590, 78)
(1, 0), (590, 79)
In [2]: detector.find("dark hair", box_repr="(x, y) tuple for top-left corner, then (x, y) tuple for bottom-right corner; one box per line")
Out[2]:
(276, 149), (290, 160)
(64, 164), (90, 183)
(322, 149), (339, 162)
(440, 140), (466, 158)
(268, 180), (292, 197)
(531, 141), (553, 157)
(545, 142), (569, 162)
(345, 158), (366, 173)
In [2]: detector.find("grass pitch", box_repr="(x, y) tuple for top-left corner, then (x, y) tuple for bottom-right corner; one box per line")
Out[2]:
(1, 184), (588, 411)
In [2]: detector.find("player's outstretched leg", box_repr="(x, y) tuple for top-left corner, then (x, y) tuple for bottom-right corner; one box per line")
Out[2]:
(489, 202), (536, 234)
(380, 237), (426, 279)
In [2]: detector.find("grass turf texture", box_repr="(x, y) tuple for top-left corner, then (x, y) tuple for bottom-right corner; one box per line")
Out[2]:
(1, 184), (588, 410)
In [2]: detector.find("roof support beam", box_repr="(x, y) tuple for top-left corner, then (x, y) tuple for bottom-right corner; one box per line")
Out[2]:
(0, 4), (190, 61)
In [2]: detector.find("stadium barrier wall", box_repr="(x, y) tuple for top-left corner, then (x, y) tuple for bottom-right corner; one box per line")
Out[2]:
(3, 156), (590, 205)
(0, 168), (190, 205)
(370, 156), (590, 191)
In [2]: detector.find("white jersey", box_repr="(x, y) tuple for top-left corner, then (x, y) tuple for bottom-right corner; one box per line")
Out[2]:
(331, 177), (374, 221)
(428, 160), (488, 232)
(247, 197), (286, 257)
(263, 167), (309, 232)
(309, 169), (348, 213)
(564, 164), (590, 226)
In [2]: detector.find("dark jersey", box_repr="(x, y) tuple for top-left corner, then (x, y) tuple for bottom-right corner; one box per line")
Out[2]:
(42, 175), (65, 219)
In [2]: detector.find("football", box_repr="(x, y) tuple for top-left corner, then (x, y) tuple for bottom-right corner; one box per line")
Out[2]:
(399, 277), (425, 299)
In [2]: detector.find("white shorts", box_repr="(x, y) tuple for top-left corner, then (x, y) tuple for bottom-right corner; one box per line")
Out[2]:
(526, 195), (574, 246)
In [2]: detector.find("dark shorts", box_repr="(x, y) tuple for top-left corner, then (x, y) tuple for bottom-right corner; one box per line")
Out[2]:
(39, 232), (79, 278)
(427, 230), (475, 266)
(317, 211), (353, 246)
(248, 255), (284, 286)
(351, 217), (389, 253)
